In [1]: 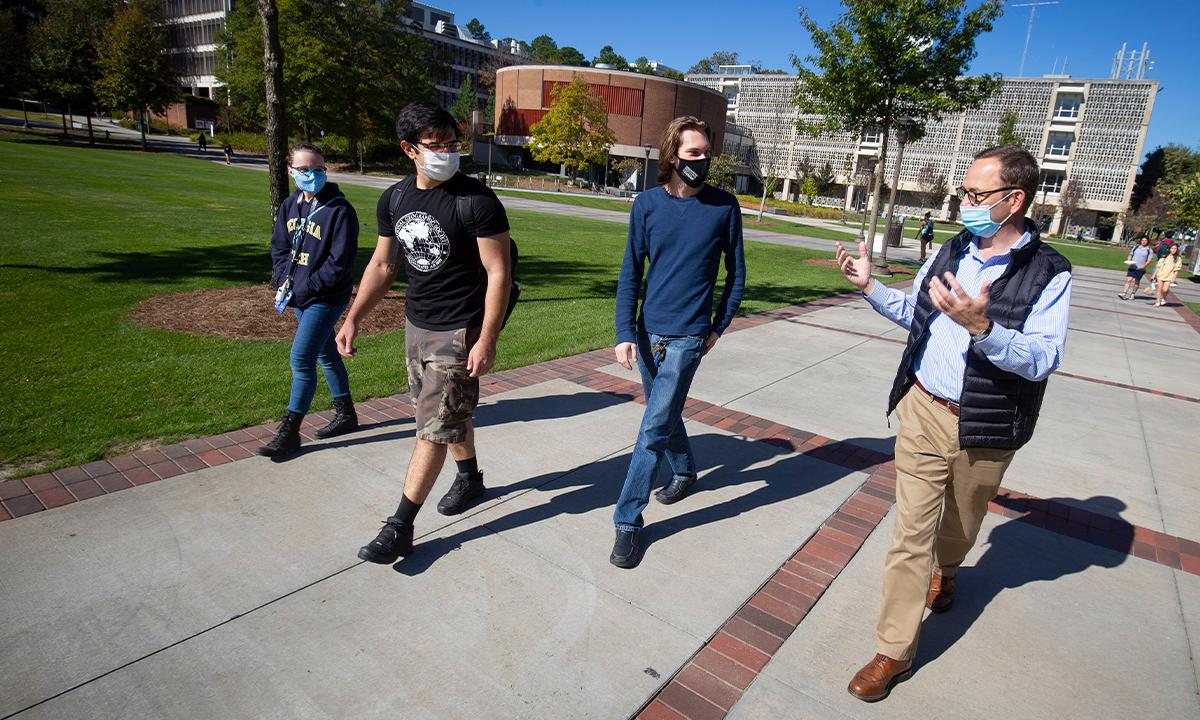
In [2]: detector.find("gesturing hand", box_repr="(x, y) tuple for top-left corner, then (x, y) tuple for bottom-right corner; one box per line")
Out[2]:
(929, 272), (992, 336)
(835, 241), (873, 292)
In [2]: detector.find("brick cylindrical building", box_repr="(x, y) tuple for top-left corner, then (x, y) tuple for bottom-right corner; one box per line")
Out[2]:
(491, 65), (728, 184)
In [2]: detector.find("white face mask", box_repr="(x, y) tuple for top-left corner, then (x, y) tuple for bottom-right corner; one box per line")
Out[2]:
(421, 149), (459, 181)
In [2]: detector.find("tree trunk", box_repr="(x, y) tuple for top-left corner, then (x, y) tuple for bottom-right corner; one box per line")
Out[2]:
(140, 109), (148, 151)
(258, 0), (289, 223)
(86, 112), (95, 145)
(876, 132), (909, 275)
(20, 98), (29, 128)
(864, 127), (890, 267)
(758, 180), (769, 221)
(61, 108), (68, 137)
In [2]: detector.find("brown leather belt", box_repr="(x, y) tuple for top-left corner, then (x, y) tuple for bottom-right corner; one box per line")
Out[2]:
(914, 377), (960, 416)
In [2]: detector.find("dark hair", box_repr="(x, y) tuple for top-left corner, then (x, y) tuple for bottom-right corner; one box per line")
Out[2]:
(288, 142), (323, 164)
(923, 211), (931, 219)
(656, 116), (713, 185)
(394, 102), (460, 145)
(973, 144), (1039, 213)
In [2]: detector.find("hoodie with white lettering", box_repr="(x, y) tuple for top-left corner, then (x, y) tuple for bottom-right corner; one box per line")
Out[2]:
(270, 182), (359, 309)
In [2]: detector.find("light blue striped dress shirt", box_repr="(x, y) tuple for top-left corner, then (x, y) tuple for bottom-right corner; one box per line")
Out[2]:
(864, 232), (1073, 404)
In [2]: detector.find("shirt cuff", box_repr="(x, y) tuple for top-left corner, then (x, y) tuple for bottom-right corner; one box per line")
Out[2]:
(973, 321), (1013, 357)
(864, 279), (896, 308)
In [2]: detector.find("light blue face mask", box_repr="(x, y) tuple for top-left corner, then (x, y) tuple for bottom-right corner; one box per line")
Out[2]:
(960, 190), (1015, 238)
(290, 168), (327, 194)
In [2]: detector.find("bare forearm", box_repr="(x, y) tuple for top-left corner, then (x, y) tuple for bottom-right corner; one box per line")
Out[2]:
(346, 262), (395, 321)
(478, 269), (510, 344)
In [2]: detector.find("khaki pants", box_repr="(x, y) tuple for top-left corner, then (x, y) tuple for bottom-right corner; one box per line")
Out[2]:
(876, 386), (1017, 661)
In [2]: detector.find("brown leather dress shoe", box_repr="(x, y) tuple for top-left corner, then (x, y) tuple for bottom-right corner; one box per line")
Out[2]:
(927, 571), (956, 613)
(848, 653), (913, 702)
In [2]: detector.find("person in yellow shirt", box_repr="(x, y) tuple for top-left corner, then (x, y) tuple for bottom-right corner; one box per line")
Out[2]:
(1153, 243), (1184, 307)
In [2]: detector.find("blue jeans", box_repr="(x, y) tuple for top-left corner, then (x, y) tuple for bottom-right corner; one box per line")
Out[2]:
(613, 329), (704, 530)
(287, 302), (351, 414)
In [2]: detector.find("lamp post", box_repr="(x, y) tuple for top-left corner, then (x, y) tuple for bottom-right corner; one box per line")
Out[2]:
(642, 144), (653, 192)
(873, 118), (917, 277)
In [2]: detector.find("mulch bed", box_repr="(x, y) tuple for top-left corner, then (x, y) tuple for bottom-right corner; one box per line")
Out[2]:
(130, 285), (406, 340)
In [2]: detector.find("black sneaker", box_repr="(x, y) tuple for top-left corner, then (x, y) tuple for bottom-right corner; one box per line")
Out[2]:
(655, 475), (697, 505)
(357, 519), (414, 564)
(436, 471), (485, 516)
(609, 528), (642, 569)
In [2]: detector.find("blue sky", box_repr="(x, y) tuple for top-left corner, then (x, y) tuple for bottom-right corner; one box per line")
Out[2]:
(443, 0), (1198, 158)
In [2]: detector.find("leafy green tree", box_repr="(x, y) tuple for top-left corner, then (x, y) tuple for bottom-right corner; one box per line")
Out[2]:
(1131, 144), (1200, 211)
(214, 0), (266, 129)
(464, 18), (490, 42)
(799, 176), (819, 204)
(283, 0), (443, 169)
(1167, 172), (1200, 229)
(592, 45), (628, 70)
(708, 153), (741, 191)
(815, 161), (837, 194)
(29, 0), (113, 142)
(96, 0), (179, 150)
(529, 34), (559, 63)
(793, 0), (1003, 268)
(688, 50), (739, 74)
(0, 4), (38, 127)
(558, 46), (586, 66)
(449, 74), (477, 154)
(631, 56), (653, 74)
(996, 109), (1026, 149)
(659, 68), (685, 80)
(529, 76), (615, 179)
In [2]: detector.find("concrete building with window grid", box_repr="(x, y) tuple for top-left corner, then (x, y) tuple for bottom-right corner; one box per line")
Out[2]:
(161, 0), (231, 100)
(687, 68), (1158, 240)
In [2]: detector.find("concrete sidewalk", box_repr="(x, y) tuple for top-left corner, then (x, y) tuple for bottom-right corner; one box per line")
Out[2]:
(2, 258), (1198, 719)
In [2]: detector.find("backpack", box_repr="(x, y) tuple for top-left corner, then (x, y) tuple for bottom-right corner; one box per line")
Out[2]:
(386, 175), (520, 327)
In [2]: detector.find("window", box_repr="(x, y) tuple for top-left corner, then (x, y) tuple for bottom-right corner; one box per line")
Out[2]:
(1054, 93), (1083, 119)
(1038, 171), (1064, 194)
(1046, 131), (1074, 157)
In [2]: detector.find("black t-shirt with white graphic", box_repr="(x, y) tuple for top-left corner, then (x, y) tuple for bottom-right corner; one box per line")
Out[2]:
(376, 173), (510, 331)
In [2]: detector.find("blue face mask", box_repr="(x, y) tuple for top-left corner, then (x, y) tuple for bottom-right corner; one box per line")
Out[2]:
(290, 168), (327, 194)
(960, 190), (1015, 238)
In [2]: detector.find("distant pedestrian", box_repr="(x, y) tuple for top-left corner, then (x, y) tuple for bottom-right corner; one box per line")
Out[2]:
(1152, 243), (1184, 307)
(223, 143), (233, 164)
(1118, 235), (1153, 300)
(198, 133), (207, 153)
(1148, 235), (1175, 295)
(917, 212), (935, 261)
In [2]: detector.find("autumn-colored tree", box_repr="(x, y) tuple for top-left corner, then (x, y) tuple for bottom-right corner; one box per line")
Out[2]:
(529, 77), (615, 179)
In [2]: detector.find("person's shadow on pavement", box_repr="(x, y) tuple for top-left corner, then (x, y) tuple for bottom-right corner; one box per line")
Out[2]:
(914, 495), (1133, 672)
(394, 432), (892, 575)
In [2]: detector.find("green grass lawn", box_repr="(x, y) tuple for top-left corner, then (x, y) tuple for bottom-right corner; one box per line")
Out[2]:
(495, 188), (635, 213)
(2, 131), (863, 476)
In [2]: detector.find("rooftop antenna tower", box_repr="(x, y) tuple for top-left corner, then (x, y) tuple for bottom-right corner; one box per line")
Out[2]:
(1011, 1), (1059, 77)
(1111, 42), (1154, 79)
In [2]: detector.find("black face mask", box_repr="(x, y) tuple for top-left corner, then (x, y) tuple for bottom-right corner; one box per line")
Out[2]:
(675, 157), (710, 188)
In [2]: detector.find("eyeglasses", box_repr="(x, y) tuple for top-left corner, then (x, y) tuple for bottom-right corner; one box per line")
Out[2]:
(414, 140), (460, 153)
(290, 165), (326, 173)
(955, 186), (1019, 205)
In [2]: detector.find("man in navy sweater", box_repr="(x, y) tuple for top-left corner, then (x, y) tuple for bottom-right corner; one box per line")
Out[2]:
(609, 116), (746, 569)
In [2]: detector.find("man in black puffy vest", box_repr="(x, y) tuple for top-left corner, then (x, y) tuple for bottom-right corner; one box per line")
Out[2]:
(834, 145), (1073, 702)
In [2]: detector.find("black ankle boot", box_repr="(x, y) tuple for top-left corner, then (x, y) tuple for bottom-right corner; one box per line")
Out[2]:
(315, 395), (358, 439)
(256, 411), (304, 458)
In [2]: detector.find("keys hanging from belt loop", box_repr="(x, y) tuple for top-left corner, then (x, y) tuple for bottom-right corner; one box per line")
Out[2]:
(652, 338), (667, 368)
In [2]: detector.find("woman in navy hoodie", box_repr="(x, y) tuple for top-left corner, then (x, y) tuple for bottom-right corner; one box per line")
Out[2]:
(259, 143), (360, 458)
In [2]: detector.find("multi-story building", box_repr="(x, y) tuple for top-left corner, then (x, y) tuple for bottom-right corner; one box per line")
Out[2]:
(161, 0), (231, 100)
(159, 1), (524, 117)
(688, 67), (1158, 239)
(404, 2), (528, 111)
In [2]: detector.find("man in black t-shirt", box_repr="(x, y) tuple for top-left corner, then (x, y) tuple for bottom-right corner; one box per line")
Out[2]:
(335, 102), (513, 564)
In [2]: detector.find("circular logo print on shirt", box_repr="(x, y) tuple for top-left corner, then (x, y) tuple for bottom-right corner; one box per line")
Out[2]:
(394, 211), (450, 272)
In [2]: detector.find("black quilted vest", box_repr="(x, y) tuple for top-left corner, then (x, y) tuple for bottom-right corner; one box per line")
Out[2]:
(886, 220), (1071, 449)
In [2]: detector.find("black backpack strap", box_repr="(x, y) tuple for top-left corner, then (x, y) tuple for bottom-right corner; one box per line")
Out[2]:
(386, 176), (416, 271)
(456, 193), (477, 237)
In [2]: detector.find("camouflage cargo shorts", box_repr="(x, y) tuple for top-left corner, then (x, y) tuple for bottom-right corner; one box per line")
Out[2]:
(406, 324), (481, 444)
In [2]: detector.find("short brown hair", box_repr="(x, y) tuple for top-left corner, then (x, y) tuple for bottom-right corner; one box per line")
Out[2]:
(973, 144), (1039, 212)
(288, 142), (323, 164)
(656, 116), (713, 185)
